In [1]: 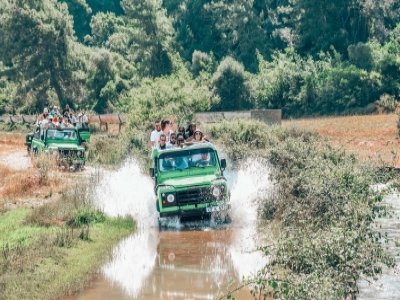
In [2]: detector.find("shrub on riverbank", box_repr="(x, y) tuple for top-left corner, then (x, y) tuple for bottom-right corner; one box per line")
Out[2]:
(209, 120), (394, 299)
(0, 181), (135, 300)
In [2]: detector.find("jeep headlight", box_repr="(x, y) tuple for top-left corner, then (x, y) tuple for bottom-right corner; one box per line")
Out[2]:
(50, 149), (58, 156)
(77, 150), (82, 157)
(212, 186), (221, 197)
(166, 194), (175, 203)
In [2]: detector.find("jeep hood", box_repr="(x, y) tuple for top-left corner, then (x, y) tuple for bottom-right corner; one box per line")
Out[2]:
(159, 174), (220, 188)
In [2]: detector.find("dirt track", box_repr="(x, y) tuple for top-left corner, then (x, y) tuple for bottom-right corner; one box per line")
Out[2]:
(0, 133), (61, 209)
(0, 150), (32, 170)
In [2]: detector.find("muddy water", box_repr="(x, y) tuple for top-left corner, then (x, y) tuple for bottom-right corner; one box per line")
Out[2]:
(358, 192), (400, 300)
(66, 159), (271, 300)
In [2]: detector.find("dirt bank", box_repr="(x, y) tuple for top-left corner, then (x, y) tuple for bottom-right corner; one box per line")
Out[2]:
(0, 132), (63, 209)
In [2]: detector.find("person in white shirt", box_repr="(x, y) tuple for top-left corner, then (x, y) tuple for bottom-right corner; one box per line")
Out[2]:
(150, 120), (162, 148)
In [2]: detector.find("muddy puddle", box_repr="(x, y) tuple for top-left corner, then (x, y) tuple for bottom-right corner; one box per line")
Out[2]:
(64, 159), (270, 299)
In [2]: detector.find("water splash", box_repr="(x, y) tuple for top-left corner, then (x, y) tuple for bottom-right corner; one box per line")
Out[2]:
(228, 158), (271, 279)
(91, 157), (271, 298)
(228, 158), (272, 226)
(93, 159), (157, 228)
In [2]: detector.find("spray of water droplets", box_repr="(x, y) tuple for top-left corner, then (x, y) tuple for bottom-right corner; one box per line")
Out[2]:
(92, 157), (272, 297)
(227, 158), (271, 279)
(93, 159), (157, 228)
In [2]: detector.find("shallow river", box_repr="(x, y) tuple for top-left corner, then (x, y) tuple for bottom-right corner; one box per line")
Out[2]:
(65, 159), (270, 299)
(65, 160), (400, 300)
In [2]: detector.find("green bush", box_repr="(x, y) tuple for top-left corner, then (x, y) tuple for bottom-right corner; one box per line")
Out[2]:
(67, 209), (106, 228)
(211, 57), (252, 111)
(191, 50), (214, 76)
(252, 50), (383, 117)
(375, 94), (399, 113)
(348, 42), (374, 71)
(88, 134), (130, 165)
(209, 120), (394, 299)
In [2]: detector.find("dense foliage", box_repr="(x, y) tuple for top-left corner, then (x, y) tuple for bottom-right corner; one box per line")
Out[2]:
(209, 120), (394, 299)
(0, 0), (399, 116)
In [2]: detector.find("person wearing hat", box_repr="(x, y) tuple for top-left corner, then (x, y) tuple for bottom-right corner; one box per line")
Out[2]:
(193, 129), (204, 143)
(193, 129), (209, 143)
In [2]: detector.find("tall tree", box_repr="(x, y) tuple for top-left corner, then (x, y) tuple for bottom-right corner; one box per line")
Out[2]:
(211, 57), (252, 110)
(61, 0), (124, 41)
(171, 0), (274, 71)
(205, 0), (273, 71)
(0, 0), (83, 112)
(86, 0), (174, 77)
(120, 0), (174, 77)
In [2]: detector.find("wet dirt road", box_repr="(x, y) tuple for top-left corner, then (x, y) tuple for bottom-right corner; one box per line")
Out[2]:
(65, 159), (270, 300)
(66, 226), (265, 300)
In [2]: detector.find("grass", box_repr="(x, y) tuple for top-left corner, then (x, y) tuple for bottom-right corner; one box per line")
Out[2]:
(0, 209), (48, 249)
(0, 164), (12, 184)
(0, 208), (135, 300)
(283, 113), (400, 167)
(0, 130), (136, 299)
(0, 123), (33, 134)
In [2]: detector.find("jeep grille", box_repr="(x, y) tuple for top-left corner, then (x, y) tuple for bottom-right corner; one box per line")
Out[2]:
(176, 187), (213, 205)
(59, 149), (83, 158)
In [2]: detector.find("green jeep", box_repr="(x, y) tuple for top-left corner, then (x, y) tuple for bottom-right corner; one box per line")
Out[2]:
(150, 143), (230, 223)
(27, 125), (87, 170)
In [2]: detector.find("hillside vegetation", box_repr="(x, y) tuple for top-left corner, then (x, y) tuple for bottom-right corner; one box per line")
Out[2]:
(0, 0), (399, 118)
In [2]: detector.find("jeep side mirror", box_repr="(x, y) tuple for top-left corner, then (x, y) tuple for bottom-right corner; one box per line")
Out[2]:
(149, 168), (155, 178)
(220, 159), (227, 170)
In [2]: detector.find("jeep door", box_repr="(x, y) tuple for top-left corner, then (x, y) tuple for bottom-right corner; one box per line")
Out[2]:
(31, 127), (45, 152)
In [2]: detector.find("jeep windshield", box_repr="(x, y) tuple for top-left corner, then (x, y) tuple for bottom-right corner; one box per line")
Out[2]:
(159, 148), (217, 172)
(46, 129), (78, 140)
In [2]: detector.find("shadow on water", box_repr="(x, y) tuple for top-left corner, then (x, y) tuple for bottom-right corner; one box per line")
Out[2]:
(63, 157), (271, 299)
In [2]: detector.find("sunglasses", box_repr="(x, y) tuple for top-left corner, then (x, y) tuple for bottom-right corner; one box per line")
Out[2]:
(160, 139), (166, 142)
